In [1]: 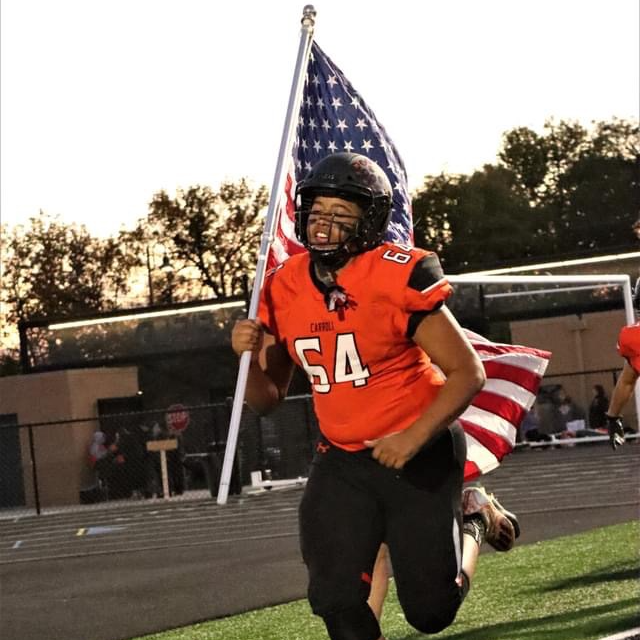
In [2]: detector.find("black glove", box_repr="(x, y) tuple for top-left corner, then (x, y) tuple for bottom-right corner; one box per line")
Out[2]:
(605, 414), (625, 450)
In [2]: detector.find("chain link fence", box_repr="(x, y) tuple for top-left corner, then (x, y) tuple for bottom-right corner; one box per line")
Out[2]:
(0, 396), (319, 518)
(1, 368), (636, 518)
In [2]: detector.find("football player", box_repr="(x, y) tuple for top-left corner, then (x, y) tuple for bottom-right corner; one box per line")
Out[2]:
(605, 277), (640, 448)
(232, 153), (517, 640)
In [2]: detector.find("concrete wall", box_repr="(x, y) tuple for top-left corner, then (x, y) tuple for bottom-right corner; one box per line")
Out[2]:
(0, 367), (138, 508)
(510, 310), (638, 428)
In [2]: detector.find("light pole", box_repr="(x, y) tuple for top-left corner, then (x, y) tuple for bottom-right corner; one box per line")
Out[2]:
(146, 246), (155, 305)
(146, 244), (174, 306)
(159, 254), (175, 304)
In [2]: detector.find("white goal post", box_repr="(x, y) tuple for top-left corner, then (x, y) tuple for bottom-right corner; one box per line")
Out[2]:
(447, 273), (639, 422)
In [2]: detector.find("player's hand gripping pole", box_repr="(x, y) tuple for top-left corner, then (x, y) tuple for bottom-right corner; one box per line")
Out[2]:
(217, 6), (316, 505)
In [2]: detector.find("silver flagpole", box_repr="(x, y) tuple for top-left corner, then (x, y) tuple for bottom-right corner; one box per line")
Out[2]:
(217, 5), (316, 505)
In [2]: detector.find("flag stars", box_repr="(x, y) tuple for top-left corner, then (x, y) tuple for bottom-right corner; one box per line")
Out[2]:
(331, 96), (343, 110)
(313, 140), (322, 153)
(355, 118), (368, 131)
(304, 161), (313, 172)
(343, 140), (354, 152)
(311, 74), (320, 86)
(350, 96), (360, 109)
(327, 75), (338, 88)
(361, 139), (374, 153)
(316, 97), (325, 109)
(336, 119), (348, 132)
(327, 140), (338, 152)
(322, 119), (331, 131)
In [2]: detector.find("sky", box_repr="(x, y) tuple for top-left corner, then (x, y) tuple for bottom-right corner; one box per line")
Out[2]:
(1, 0), (638, 239)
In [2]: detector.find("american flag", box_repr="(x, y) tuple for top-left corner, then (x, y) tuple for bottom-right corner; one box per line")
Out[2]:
(461, 330), (551, 480)
(267, 42), (551, 479)
(268, 42), (412, 269)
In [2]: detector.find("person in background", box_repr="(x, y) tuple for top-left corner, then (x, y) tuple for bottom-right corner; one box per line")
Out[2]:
(556, 388), (586, 431)
(520, 401), (552, 446)
(588, 385), (609, 430)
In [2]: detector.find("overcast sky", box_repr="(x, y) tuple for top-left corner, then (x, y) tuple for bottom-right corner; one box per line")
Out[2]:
(1, 0), (638, 238)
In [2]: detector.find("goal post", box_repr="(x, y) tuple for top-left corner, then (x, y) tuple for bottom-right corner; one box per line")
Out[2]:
(447, 273), (639, 421)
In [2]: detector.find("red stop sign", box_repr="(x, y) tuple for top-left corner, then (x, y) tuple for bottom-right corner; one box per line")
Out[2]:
(165, 404), (190, 433)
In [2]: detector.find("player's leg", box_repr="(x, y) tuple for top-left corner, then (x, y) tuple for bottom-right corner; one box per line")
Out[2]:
(367, 542), (392, 620)
(384, 423), (468, 634)
(299, 444), (384, 640)
(462, 485), (520, 553)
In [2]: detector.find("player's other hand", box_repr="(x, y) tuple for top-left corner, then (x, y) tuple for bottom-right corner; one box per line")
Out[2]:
(364, 430), (421, 469)
(605, 414), (625, 450)
(231, 319), (263, 363)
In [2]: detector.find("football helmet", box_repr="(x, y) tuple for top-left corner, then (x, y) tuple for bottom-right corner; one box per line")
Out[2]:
(295, 152), (393, 268)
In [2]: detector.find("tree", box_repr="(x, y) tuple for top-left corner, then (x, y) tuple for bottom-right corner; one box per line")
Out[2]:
(499, 118), (639, 256)
(413, 118), (639, 271)
(412, 166), (538, 272)
(141, 180), (268, 299)
(1, 212), (140, 325)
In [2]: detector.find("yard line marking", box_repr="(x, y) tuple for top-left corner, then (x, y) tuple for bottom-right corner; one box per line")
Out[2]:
(85, 526), (126, 536)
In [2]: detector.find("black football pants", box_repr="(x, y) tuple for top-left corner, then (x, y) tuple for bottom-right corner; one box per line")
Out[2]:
(299, 423), (467, 639)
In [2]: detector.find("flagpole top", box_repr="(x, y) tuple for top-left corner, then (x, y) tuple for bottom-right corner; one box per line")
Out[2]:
(302, 5), (316, 26)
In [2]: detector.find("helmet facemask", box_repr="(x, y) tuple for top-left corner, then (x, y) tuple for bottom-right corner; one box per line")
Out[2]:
(294, 153), (393, 270)
(297, 191), (375, 270)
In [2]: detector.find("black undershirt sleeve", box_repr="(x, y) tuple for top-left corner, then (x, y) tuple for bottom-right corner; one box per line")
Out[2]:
(405, 253), (447, 338)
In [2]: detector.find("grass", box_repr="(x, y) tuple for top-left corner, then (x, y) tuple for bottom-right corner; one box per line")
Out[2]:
(136, 521), (640, 640)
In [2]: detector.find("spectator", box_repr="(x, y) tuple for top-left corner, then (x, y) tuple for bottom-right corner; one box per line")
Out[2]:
(520, 401), (553, 446)
(88, 430), (108, 467)
(588, 385), (609, 430)
(88, 430), (126, 499)
(554, 388), (586, 436)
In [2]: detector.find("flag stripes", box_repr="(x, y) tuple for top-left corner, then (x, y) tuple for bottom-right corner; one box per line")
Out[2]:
(462, 333), (551, 479)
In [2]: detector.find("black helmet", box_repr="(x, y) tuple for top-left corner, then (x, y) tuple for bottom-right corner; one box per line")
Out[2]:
(295, 152), (393, 268)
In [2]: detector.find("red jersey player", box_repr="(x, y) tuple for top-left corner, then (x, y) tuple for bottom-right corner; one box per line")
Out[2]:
(232, 153), (517, 640)
(605, 278), (640, 448)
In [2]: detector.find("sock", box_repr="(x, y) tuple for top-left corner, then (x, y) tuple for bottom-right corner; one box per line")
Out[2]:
(463, 514), (487, 546)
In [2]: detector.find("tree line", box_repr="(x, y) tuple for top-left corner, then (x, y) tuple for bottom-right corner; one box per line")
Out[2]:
(1, 118), (638, 367)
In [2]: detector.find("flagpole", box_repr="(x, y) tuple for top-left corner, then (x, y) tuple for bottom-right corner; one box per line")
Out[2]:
(217, 5), (316, 505)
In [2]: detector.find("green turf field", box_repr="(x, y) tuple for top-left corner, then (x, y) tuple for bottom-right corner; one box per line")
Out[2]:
(137, 521), (639, 640)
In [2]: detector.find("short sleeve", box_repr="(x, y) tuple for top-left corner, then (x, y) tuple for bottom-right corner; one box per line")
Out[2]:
(402, 252), (452, 313)
(618, 325), (640, 374)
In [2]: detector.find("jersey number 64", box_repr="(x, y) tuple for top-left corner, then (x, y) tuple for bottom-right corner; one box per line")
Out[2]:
(294, 333), (370, 393)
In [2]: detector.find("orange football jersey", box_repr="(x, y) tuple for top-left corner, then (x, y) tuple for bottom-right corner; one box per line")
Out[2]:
(258, 243), (453, 451)
(618, 323), (640, 375)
